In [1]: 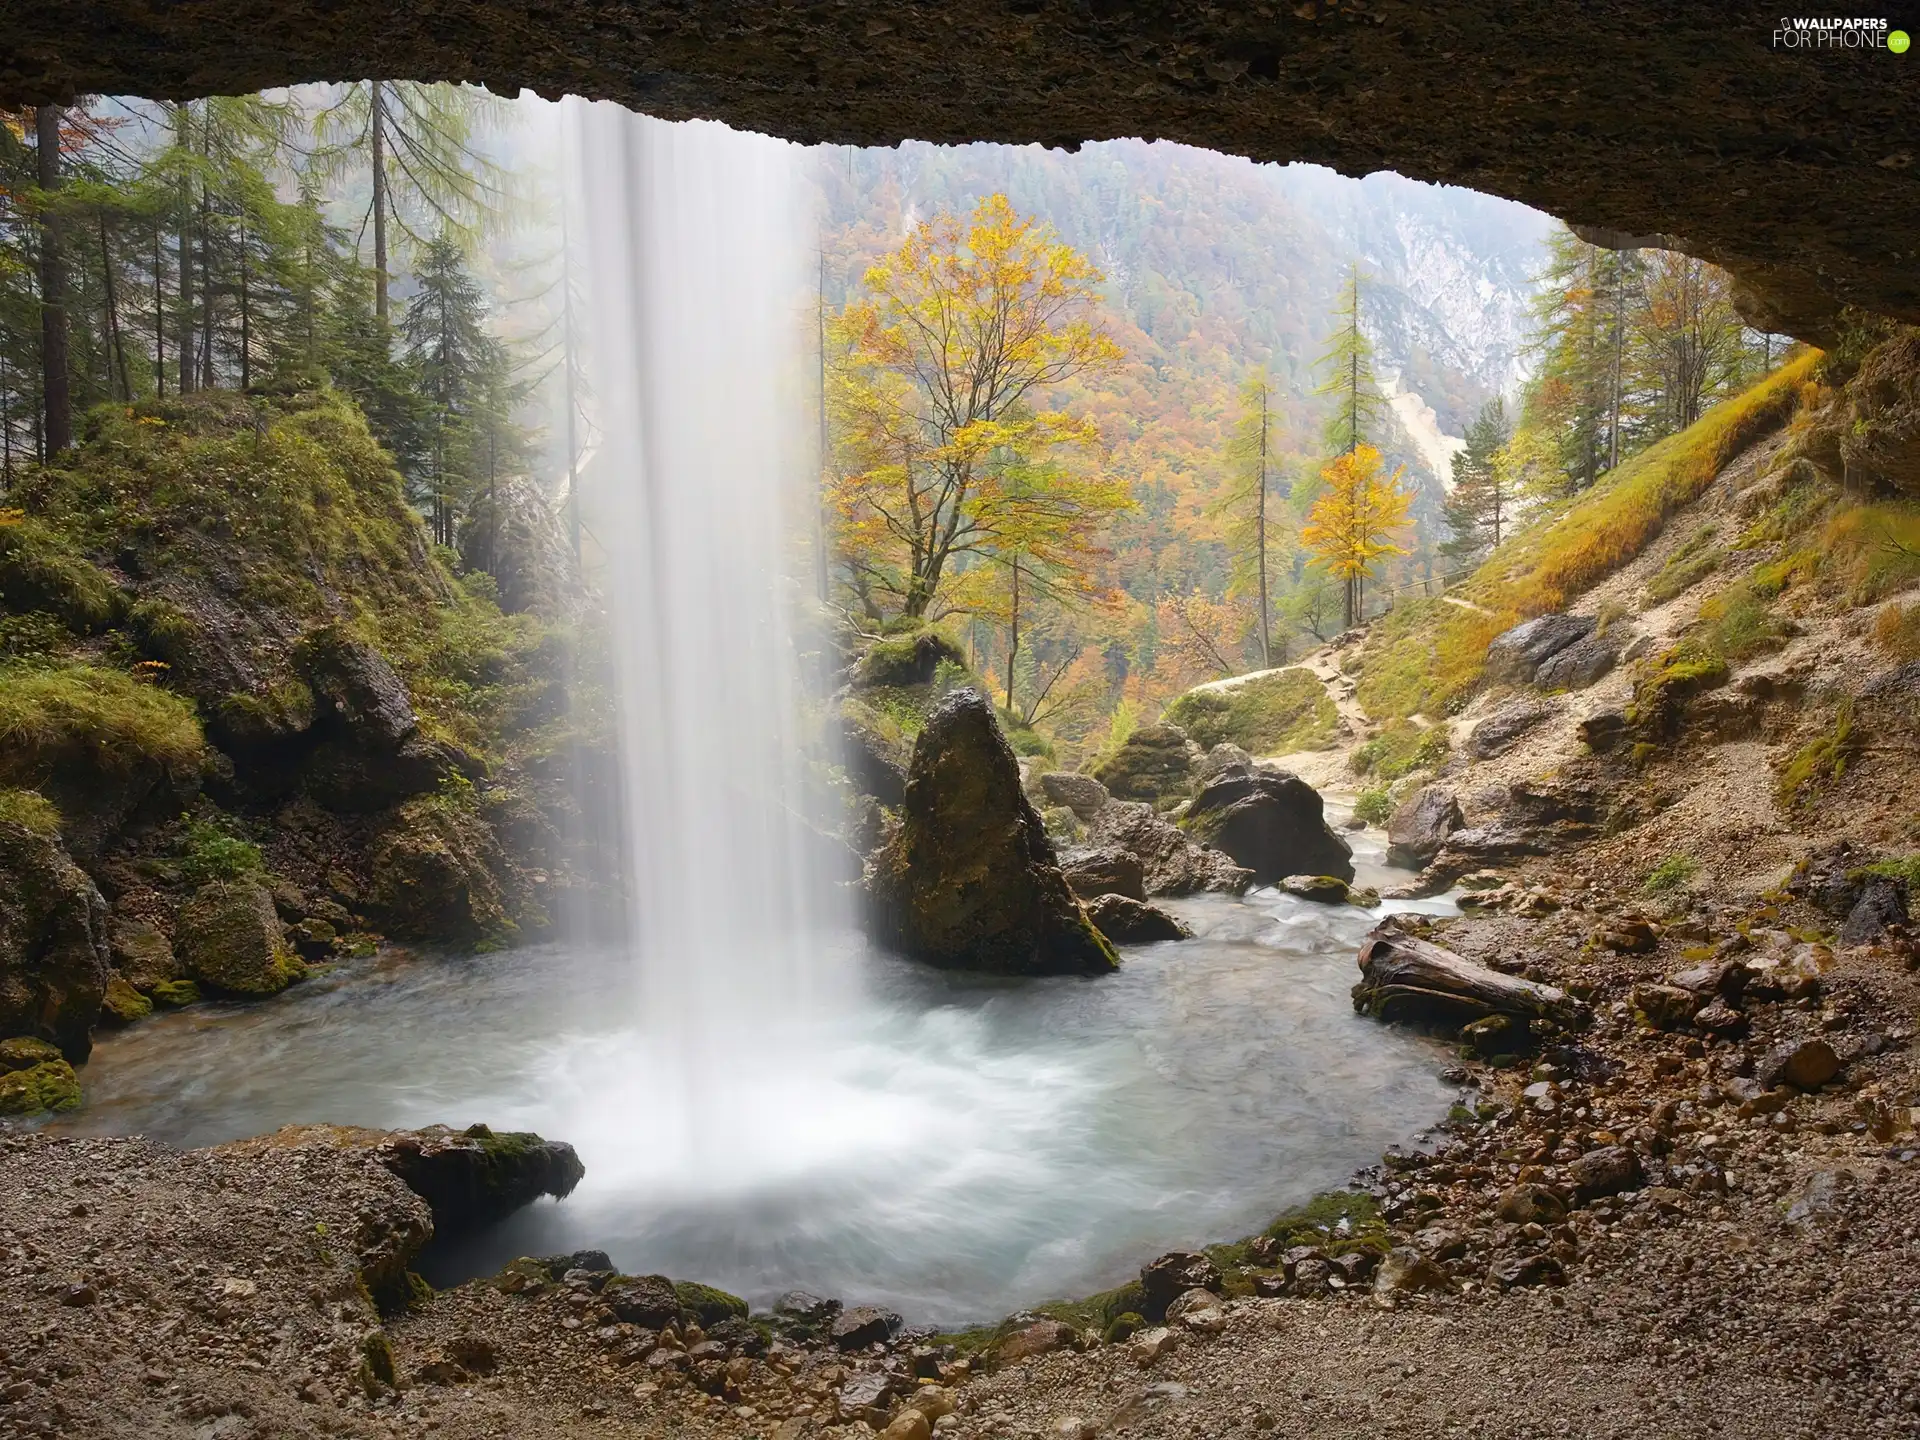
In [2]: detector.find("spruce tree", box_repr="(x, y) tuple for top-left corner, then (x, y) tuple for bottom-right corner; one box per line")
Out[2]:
(1440, 397), (1513, 567)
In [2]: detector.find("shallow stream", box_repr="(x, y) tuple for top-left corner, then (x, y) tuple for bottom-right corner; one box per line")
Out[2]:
(65, 830), (1454, 1329)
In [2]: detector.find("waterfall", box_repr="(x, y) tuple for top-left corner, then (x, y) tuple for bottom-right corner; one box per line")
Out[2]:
(569, 103), (843, 1163)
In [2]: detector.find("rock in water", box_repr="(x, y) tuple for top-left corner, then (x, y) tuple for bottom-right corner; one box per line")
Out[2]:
(867, 689), (1117, 976)
(1086, 893), (1190, 943)
(1181, 769), (1354, 885)
(0, 817), (111, 1061)
(1385, 787), (1464, 869)
(1061, 848), (1146, 901)
(1086, 802), (1253, 896)
(1038, 772), (1111, 820)
(177, 878), (306, 996)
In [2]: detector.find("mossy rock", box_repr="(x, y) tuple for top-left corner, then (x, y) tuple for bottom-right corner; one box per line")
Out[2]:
(0, 818), (112, 1060)
(674, 1280), (750, 1325)
(368, 793), (512, 943)
(1090, 724), (1197, 809)
(849, 630), (966, 690)
(1102, 1311), (1145, 1344)
(99, 973), (153, 1024)
(1163, 669), (1338, 755)
(0, 1035), (62, 1072)
(148, 978), (201, 1008)
(0, 1058), (82, 1116)
(108, 916), (176, 991)
(176, 878), (306, 996)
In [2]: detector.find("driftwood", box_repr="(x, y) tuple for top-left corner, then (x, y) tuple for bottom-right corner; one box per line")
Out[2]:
(1352, 917), (1581, 1029)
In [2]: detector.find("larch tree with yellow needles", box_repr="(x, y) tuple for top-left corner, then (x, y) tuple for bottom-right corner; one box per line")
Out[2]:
(826, 194), (1128, 627)
(1301, 442), (1413, 629)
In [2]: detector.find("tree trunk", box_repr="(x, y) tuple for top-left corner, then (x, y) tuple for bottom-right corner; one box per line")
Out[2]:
(370, 80), (391, 331)
(36, 105), (71, 455)
(198, 184), (214, 388)
(237, 223), (251, 391)
(152, 221), (166, 398)
(1256, 387), (1271, 669)
(1352, 918), (1581, 1028)
(1004, 556), (1020, 713)
(175, 102), (195, 393)
(101, 212), (131, 401)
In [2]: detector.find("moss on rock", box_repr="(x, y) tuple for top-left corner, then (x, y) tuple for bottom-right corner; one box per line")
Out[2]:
(1090, 724), (1197, 809)
(99, 973), (153, 1024)
(176, 878), (305, 996)
(674, 1280), (750, 1325)
(0, 817), (111, 1059)
(369, 792), (512, 943)
(0, 1057), (82, 1116)
(148, 978), (200, 1007)
(0, 1035), (62, 1070)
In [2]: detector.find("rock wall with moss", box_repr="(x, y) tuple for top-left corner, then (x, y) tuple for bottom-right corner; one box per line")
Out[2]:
(0, 389), (611, 1103)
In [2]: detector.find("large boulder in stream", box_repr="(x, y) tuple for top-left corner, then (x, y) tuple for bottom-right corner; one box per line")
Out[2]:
(1181, 769), (1354, 886)
(0, 815), (112, 1061)
(176, 877), (305, 997)
(1086, 801), (1253, 896)
(1090, 725), (1197, 809)
(1386, 787), (1464, 869)
(866, 689), (1117, 976)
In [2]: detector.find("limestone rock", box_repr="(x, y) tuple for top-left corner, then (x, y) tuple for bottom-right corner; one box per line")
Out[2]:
(368, 794), (512, 942)
(839, 697), (909, 807)
(177, 878), (304, 996)
(1532, 631), (1618, 691)
(603, 1275), (685, 1328)
(1484, 614), (1594, 685)
(1038, 772), (1111, 820)
(880, 1411), (932, 1440)
(1567, 1145), (1641, 1201)
(831, 1304), (905, 1349)
(0, 818), (111, 1060)
(1279, 874), (1354, 903)
(1373, 1246), (1449, 1301)
(1840, 875), (1909, 945)
(1756, 1037), (1840, 1091)
(1139, 1250), (1221, 1317)
(995, 1318), (1076, 1365)
(1086, 893), (1189, 944)
(867, 690), (1116, 977)
(1385, 786), (1463, 869)
(1127, 1326), (1178, 1366)
(1182, 769), (1353, 885)
(1061, 847), (1146, 901)
(1085, 801), (1252, 896)
(108, 915), (175, 991)
(1465, 699), (1551, 759)
(1090, 725), (1197, 809)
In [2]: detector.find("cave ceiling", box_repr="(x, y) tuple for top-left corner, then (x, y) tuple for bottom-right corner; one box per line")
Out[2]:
(5, 1), (1918, 344)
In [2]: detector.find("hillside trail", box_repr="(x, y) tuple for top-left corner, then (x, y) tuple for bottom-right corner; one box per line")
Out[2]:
(1261, 638), (1376, 793)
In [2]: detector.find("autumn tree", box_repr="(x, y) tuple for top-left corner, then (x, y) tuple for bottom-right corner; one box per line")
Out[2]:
(1631, 251), (1745, 436)
(1215, 369), (1289, 667)
(1314, 264), (1385, 458)
(1440, 397), (1514, 565)
(1301, 443), (1413, 628)
(828, 193), (1127, 624)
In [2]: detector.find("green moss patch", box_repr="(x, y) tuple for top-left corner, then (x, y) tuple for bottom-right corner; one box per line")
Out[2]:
(0, 1059), (82, 1116)
(1163, 668), (1338, 755)
(0, 663), (204, 780)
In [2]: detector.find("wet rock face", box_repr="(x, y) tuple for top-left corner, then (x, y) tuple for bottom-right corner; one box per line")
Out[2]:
(12, 4), (1916, 339)
(0, 819), (111, 1061)
(867, 689), (1117, 977)
(1061, 847), (1146, 901)
(1085, 893), (1190, 944)
(1182, 769), (1354, 885)
(1386, 787), (1463, 869)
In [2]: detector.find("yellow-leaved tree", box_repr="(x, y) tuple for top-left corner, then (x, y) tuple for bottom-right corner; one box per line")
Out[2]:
(827, 194), (1129, 642)
(1300, 443), (1413, 628)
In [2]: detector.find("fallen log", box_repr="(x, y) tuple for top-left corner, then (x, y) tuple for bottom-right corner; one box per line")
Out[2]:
(1352, 917), (1582, 1030)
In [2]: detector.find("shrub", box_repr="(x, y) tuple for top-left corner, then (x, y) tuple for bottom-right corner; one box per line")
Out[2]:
(0, 663), (203, 779)
(1873, 602), (1920, 661)
(1353, 786), (1393, 827)
(1820, 501), (1920, 605)
(1350, 719), (1450, 782)
(179, 817), (265, 886)
(1642, 853), (1697, 893)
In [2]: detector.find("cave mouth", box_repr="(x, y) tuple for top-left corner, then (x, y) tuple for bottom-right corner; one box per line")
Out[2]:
(7, 2), (1918, 340)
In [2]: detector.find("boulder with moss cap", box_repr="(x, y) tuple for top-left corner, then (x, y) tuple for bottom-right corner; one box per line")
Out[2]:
(867, 688), (1117, 977)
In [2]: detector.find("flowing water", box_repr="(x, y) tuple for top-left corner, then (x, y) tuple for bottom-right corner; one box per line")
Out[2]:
(61, 113), (1458, 1329)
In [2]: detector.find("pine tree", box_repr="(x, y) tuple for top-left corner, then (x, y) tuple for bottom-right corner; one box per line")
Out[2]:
(1215, 368), (1289, 667)
(400, 236), (502, 548)
(1313, 264), (1385, 458)
(1440, 397), (1514, 566)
